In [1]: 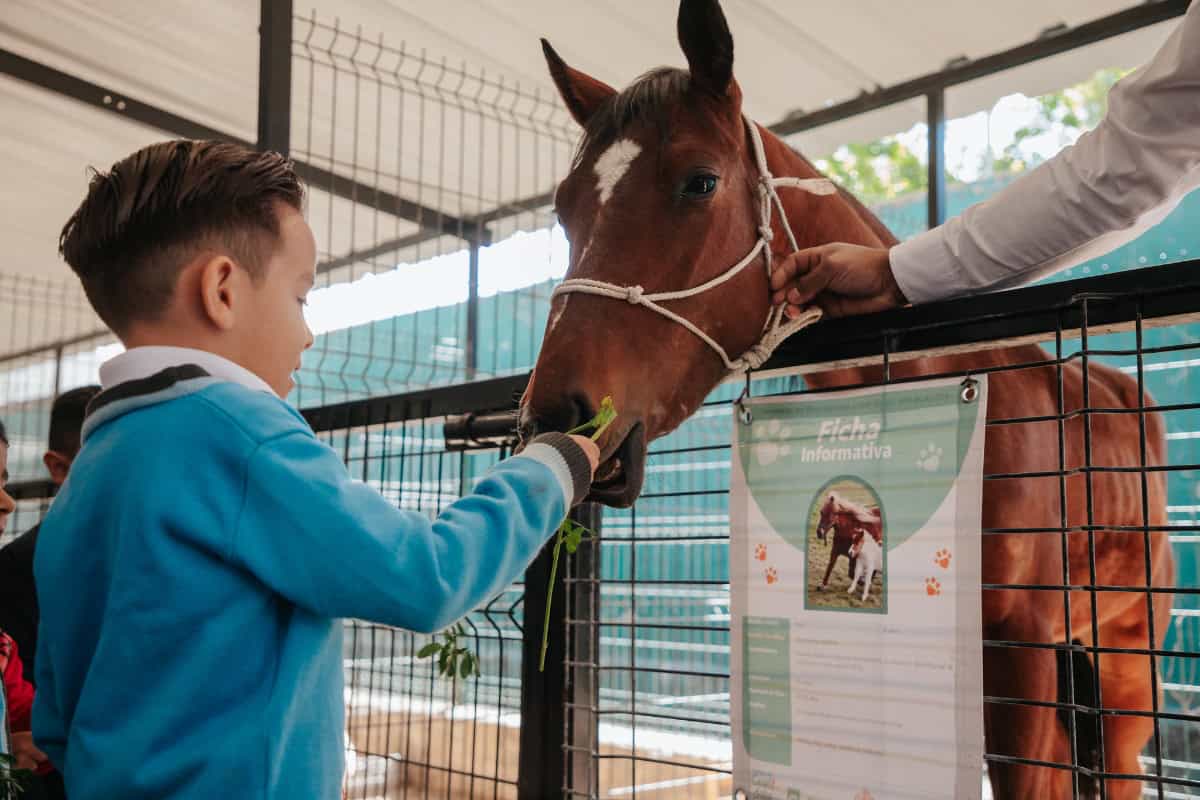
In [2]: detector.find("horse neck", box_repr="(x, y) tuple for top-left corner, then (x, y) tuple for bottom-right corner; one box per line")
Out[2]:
(757, 130), (894, 389)
(759, 129), (896, 253)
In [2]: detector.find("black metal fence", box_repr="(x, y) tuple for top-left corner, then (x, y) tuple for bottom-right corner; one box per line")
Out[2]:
(6, 260), (1200, 799)
(298, 259), (1200, 799)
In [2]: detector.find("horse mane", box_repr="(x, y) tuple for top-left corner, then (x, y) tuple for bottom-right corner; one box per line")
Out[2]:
(828, 491), (878, 522)
(787, 148), (900, 247)
(574, 67), (690, 168)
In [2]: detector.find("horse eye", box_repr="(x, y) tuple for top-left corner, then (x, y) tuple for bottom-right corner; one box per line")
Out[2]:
(681, 173), (718, 198)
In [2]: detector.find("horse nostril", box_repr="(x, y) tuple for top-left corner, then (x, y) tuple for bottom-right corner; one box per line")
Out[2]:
(569, 394), (594, 433)
(523, 393), (594, 438)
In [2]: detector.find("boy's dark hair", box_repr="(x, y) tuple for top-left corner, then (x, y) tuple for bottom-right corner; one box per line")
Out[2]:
(59, 140), (305, 334)
(48, 385), (102, 457)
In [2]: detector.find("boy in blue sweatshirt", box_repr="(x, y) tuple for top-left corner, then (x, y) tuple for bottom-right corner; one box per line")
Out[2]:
(32, 140), (598, 800)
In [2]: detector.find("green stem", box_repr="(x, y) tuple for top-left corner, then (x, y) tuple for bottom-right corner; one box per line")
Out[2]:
(539, 527), (566, 672)
(590, 417), (616, 442)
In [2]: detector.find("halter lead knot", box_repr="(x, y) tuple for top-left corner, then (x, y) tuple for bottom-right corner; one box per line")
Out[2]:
(625, 285), (645, 304)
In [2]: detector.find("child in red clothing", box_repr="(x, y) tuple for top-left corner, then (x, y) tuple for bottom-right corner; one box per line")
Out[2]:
(1, 630), (48, 774)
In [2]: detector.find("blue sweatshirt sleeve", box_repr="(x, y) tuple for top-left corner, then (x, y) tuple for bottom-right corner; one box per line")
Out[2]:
(30, 645), (66, 768)
(231, 430), (573, 633)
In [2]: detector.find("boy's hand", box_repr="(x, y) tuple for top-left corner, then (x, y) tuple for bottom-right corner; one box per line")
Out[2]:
(568, 435), (601, 477)
(11, 731), (48, 771)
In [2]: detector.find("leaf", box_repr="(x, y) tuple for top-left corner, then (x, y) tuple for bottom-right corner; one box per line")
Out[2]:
(566, 396), (619, 440)
(438, 644), (451, 675)
(460, 653), (474, 679)
(416, 642), (441, 659)
(563, 520), (592, 554)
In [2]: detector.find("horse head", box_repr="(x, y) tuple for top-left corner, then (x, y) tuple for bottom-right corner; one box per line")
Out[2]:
(848, 528), (867, 559)
(816, 492), (838, 542)
(521, 0), (887, 506)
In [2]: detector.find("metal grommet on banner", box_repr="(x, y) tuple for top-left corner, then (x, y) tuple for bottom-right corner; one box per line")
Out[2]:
(733, 789), (748, 800)
(960, 375), (980, 404)
(736, 373), (753, 425)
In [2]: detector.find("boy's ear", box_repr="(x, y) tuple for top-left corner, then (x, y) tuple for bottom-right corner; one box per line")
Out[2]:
(43, 450), (72, 486)
(197, 255), (239, 332)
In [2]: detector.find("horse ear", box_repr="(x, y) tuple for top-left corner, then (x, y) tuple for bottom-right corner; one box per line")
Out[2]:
(677, 0), (734, 98)
(541, 38), (617, 127)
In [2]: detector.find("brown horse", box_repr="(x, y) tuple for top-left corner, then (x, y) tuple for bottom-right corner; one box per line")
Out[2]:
(521, 1), (1174, 798)
(816, 492), (882, 590)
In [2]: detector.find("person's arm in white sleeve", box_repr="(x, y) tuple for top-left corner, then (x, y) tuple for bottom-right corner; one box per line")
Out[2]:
(892, 4), (1200, 304)
(771, 5), (1200, 316)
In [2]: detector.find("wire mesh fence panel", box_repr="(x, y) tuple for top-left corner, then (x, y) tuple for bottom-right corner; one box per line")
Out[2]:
(315, 408), (529, 800)
(562, 276), (1200, 800)
(0, 272), (113, 485)
(290, 13), (574, 409)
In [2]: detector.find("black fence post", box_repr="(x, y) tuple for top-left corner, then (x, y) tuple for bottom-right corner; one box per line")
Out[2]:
(466, 240), (480, 381)
(926, 88), (946, 228)
(519, 503), (601, 799)
(518, 530), (567, 799)
(257, 0), (292, 154)
(565, 502), (602, 797)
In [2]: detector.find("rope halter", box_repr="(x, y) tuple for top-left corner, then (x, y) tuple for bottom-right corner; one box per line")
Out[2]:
(551, 115), (831, 378)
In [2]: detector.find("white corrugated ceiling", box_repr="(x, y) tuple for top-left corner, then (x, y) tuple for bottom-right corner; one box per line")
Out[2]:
(0, 0), (1183, 294)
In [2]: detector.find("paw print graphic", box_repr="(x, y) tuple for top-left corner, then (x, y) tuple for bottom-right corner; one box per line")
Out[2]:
(765, 567), (779, 585)
(754, 419), (793, 466)
(754, 543), (768, 561)
(934, 548), (951, 569)
(916, 443), (943, 473)
(925, 577), (942, 596)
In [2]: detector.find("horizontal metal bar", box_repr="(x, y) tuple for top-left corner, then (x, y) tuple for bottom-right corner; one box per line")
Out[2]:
(770, 0), (1190, 136)
(0, 327), (113, 367)
(5, 479), (56, 502)
(984, 752), (1200, 791)
(763, 259), (1200, 374)
(980, 584), (1200, 595)
(983, 694), (1199, 725)
(0, 48), (483, 246)
(301, 373), (529, 432)
(316, 227), (478, 276)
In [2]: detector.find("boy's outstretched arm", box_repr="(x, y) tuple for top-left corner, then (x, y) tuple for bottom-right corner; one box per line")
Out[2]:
(232, 430), (595, 632)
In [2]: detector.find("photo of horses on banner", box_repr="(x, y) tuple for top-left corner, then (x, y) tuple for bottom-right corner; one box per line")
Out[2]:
(807, 478), (886, 612)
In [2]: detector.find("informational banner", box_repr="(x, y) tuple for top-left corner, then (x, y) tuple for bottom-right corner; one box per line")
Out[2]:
(730, 376), (987, 800)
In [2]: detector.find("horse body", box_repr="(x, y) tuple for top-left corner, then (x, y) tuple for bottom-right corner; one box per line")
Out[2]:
(847, 529), (883, 604)
(763, 128), (1174, 800)
(526, 3), (1173, 796)
(817, 493), (883, 590)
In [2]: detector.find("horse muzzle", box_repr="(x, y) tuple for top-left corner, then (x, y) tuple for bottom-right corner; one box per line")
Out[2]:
(587, 421), (646, 508)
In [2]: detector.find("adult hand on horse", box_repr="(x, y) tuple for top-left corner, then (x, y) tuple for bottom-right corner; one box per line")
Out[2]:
(770, 243), (908, 319)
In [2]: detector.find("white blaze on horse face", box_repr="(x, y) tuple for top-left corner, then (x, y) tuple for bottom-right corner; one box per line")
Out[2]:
(593, 139), (642, 207)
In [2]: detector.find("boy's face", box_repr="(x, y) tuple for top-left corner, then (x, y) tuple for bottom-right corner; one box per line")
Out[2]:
(238, 206), (317, 398)
(0, 441), (14, 534)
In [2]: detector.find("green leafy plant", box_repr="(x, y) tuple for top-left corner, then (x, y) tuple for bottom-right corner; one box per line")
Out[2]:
(416, 621), (480, 680)
(539, 396), (618, 671)
(418, 397), (619, 678)
(0, 753), (32, 800)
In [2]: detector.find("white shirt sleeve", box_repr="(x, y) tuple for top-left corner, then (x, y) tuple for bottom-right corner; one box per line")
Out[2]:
(890, 4), (1200, 305)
